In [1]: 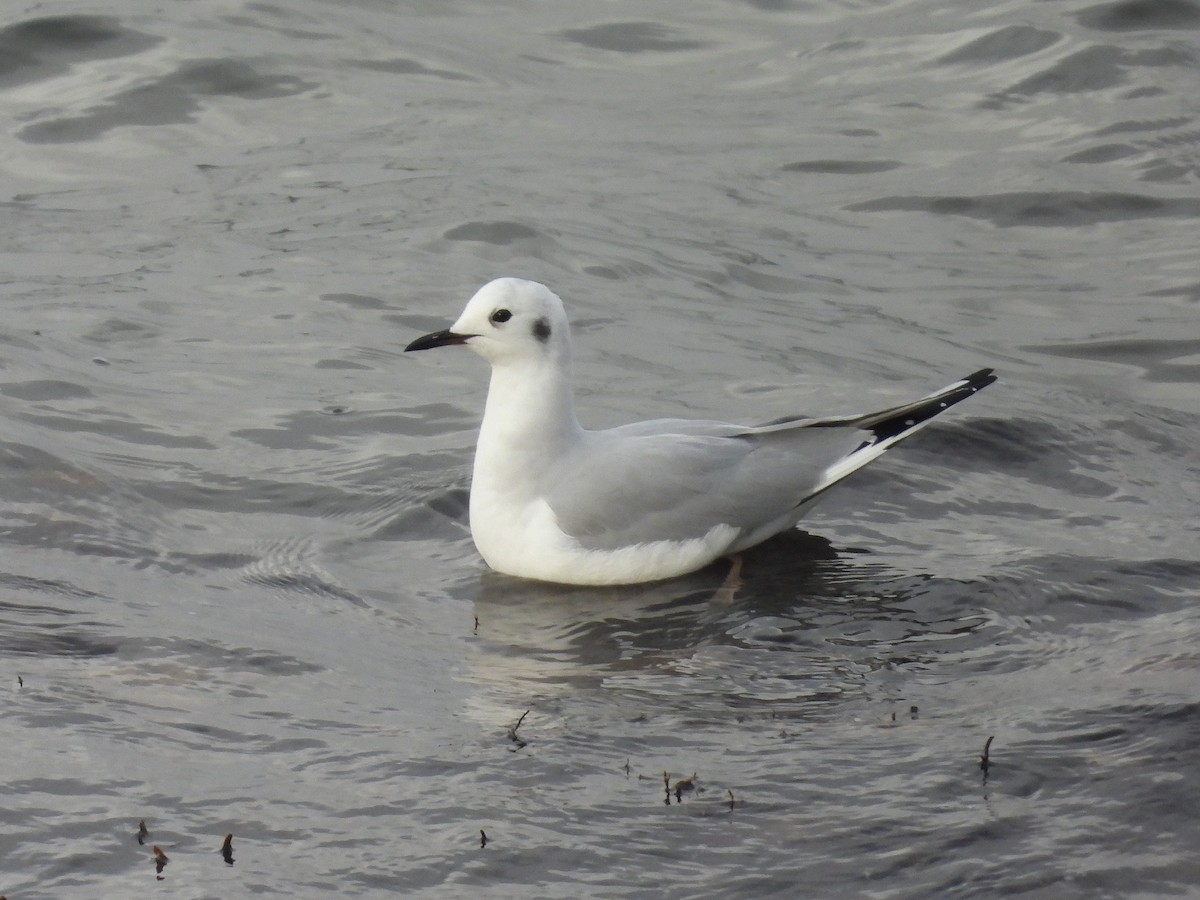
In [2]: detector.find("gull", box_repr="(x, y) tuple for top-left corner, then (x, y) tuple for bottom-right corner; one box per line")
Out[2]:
(406, 278), (995, 586)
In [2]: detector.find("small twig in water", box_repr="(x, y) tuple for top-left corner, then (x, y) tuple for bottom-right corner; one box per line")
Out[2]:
(673, 773), (697, 802)
(507, 710), (530, 749)
(980, 735), (995, 774)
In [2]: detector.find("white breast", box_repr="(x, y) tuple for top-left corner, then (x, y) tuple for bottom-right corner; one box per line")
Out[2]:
(469, 486), (739, 586)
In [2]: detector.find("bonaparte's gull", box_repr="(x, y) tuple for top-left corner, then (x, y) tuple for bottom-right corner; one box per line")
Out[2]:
(406, 278), (995, 586)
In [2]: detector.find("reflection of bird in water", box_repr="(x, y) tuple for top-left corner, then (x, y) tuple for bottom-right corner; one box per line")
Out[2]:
(457, 526), (968, 737)
(470, 529), (847, 665)
(460, 531), (865, 703)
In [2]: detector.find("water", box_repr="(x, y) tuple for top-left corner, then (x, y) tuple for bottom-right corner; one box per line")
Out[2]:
(2, 1), (1198, 896)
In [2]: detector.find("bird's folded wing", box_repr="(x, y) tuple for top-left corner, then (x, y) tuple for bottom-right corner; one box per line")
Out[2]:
(542, 423), (861, 551)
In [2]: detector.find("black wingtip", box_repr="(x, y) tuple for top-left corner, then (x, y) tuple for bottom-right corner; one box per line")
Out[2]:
(864, 367), (997, 445)
(963, 367), (998, 389)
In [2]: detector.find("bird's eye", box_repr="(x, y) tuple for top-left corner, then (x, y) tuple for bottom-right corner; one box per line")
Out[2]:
(490, 308), (512, 324)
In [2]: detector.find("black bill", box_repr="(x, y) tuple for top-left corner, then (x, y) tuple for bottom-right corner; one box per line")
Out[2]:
(404, 329), (473, 352)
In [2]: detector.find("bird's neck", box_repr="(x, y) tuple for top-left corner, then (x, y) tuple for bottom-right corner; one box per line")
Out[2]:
(476, 357), (583, 470)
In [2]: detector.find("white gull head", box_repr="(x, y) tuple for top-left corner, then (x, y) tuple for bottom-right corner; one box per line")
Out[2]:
(408, 277), (572, 369)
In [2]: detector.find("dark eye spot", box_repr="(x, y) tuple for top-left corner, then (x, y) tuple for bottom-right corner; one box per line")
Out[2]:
(490, 308), (512, 324)
(532, 317), (551, 342)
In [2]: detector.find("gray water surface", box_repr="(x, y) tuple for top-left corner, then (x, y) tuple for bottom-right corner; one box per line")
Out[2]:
(2, 1), (1199, 897)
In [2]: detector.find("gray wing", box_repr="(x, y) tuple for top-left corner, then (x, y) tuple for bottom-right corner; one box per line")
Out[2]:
(542, 419), (862, 550)
(541, 368), (996, 551)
